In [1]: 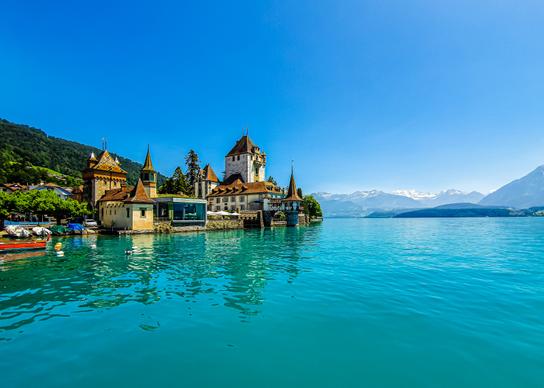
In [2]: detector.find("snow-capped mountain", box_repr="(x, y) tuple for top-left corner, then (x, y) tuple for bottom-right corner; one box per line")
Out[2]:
(312, 189), (484, 217)
(392, 189), (436, 200)
(392, 189), (484, 207)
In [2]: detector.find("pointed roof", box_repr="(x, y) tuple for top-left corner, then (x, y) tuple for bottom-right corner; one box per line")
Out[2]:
(88, 152), (97, 161)
(142, 145), (155, 172)
(125, 178), (153, 203)
(202, 164), (219, 182)
(284, 170), (302, 202)
(91, 150), (127, 174)
(226, 135), (262, 156)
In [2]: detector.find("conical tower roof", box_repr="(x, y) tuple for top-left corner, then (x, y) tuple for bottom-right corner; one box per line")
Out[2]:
(125, 178), (153, 203)
(88, 152), (97, 161)
(202, 164), (219, 182)
(284, 168), (302, 202)
(142, 145), (155, 172)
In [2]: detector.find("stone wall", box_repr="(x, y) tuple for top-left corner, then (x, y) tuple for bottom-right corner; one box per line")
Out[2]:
(206, 219), (244, 230)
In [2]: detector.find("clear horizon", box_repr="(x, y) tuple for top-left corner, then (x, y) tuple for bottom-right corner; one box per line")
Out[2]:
(2, 1), (543, 194)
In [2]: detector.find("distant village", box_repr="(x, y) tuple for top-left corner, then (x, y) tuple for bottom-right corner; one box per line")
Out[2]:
(1, 134), (322, 233)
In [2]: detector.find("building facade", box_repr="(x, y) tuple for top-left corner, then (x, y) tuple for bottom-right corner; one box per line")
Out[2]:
(140, 146), (157, 199)
(83, 150), (127, 208)
(195, 164), (220, 199)
(98, 179), (154, 231)
(224, 135), (266, 183)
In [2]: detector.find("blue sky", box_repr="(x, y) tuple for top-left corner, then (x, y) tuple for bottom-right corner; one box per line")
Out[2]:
(1, 0), (544, 194)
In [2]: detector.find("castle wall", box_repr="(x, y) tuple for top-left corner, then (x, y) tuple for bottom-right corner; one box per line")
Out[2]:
(225, 153), (252, 182)
(100, 202), (153, 231)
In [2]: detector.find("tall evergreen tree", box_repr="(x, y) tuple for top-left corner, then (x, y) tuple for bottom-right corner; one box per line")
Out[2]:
(184, 150), (200, 195)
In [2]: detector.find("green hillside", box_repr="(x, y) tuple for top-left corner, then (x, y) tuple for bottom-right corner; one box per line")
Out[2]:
(0, 118), (166, 186)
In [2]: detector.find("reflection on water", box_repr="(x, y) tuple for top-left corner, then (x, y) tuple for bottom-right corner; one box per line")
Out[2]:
(0, 226), (320, 336)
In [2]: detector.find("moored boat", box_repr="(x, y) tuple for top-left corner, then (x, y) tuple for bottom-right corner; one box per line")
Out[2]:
(0, 235), (50, 252)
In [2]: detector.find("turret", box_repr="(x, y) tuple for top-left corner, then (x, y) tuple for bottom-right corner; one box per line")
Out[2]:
(87, 152), (98, 168)
(283, 167), (303, 226)
(224, 133), (266, 183)
(140, 145), (157, 198)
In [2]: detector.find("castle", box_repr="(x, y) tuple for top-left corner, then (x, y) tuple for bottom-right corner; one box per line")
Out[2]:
(198, 134), (304, 225)
(81, 134), (304, 229)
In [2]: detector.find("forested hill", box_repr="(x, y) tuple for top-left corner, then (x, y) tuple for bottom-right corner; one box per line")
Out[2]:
(0, 118), (166, 185)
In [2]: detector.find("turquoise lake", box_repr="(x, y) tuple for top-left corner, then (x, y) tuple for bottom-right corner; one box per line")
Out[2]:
(1, 218), (543, 387)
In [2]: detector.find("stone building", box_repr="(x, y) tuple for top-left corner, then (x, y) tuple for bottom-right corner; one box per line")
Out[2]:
(206, 134), (305, 226)
(140, 146), (157, 199)
(207, 179), (284, 212)
(194, 164), (219, 199)
(83, 150), (127, 208)
(224, 135), (266, 183)
(282, 169), (304, 226)
(98, 178), (154, 231)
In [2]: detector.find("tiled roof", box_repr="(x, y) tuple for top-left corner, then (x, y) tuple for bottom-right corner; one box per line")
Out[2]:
(142, 145), (155, 172)
(125, 179), (154, 203)
(98, 179), (153, 204)
(202, 164), (219, 182)
(208, 179), (282, 197)
(98, 187), (131, 202)
(226, 135), (263, 156)
(223, 173), (244, 185)
(91, 150), (127, 174)
(284, 171), (302, 202)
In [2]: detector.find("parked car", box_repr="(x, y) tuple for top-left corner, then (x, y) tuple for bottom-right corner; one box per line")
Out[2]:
(83, 219), (98, 227)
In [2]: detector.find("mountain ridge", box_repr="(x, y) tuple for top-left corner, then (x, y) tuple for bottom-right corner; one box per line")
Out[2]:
(0, 118), (167, 186)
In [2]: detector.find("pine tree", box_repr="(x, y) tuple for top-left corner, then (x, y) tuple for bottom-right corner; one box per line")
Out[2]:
(184, 150), (200, 195)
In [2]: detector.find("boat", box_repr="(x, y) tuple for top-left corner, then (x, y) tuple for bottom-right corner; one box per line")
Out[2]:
(0, 235), (50, 252)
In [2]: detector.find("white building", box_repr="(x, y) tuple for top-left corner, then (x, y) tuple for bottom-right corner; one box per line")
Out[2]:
(224, 135), (266, 183)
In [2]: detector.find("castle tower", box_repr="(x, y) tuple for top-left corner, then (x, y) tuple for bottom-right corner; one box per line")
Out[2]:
(82, 150), (127, 208)
(87, 152), (98, 168)
(224, 134), (266, 183)
(195, 164), (219, 199)
(282, 167), (303, 226)
(140, 145), (157, 198)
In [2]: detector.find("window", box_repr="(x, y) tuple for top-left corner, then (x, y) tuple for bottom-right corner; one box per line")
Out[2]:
(140, 208), (147, 218)
(216, 198), (220, 204)
(240, 205), (245, 211)
(232, 156), (235, 161)
(126, 208), (130, 218)
(101, 209), (104, 218)
(237, 155), (240, 161)
(230, 196), (235, 202)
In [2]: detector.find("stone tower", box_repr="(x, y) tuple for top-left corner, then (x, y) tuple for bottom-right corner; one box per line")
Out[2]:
(195, 164), (220, 199)
(224, 135), (266, 183)
(282, 168), (303, 226)
(82, 150), (128, 208)
(140, 145), (157, 198)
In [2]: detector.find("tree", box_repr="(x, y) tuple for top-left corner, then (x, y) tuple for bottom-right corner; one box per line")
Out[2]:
(0, 191), (13, 228)
(158, 166), (191, 196)
(172, 166), (191, 195)
(303, 195), (323, 218)
(184, 150), (200, 195)
(0, 190), (90, 225)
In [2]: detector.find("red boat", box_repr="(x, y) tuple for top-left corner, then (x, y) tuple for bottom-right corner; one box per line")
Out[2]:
(0, 235), (50, 252)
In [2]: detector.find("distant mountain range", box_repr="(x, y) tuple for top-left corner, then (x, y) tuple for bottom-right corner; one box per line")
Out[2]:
(313, 189), (485, 217)
(313, 165), (544, 217)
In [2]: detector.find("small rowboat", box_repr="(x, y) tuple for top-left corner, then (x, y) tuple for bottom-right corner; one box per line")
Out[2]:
(0, 235), (50, 252)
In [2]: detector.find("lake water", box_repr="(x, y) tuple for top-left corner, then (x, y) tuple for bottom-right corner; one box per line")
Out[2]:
(1, 218), (543, 387)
